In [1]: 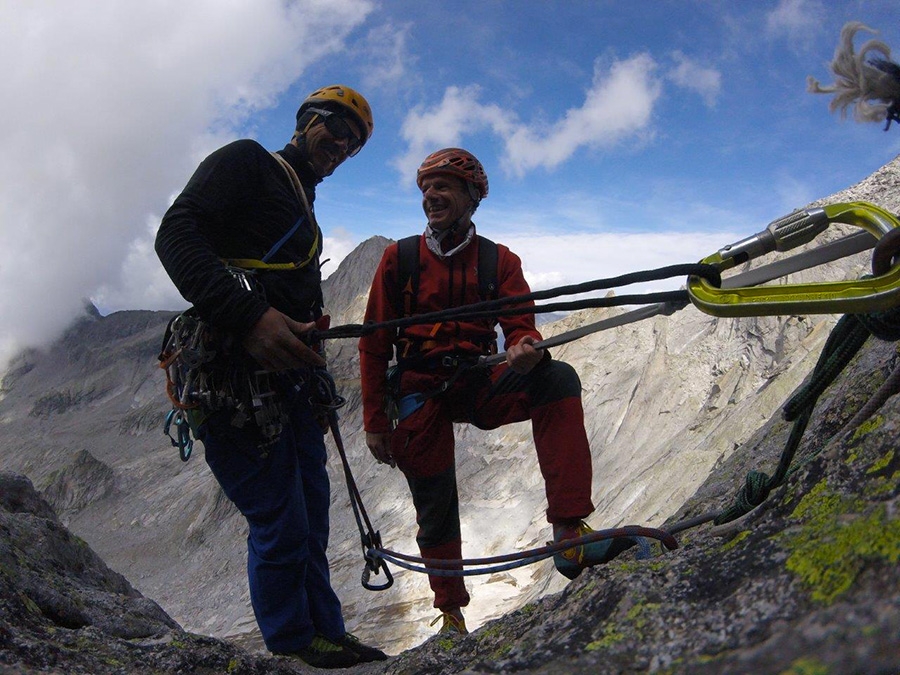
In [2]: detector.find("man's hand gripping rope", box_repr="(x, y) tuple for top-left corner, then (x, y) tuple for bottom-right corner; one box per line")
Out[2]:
(243, 307), (325, 372)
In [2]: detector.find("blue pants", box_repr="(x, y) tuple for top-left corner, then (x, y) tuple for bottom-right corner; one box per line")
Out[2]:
(201, 390), (345, 653)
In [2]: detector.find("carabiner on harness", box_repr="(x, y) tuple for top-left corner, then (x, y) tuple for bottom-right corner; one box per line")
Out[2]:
(164, 408), (194, 462)
(360, 530), (394, 591)
(687, 201), (900, 317)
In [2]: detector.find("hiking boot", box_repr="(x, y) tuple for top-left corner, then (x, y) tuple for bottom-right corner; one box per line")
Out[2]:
(552, 520), (640, 580)
(287, 634), (359, 669)
(429, 611), (468, 635)
(336, 632), (388, 662)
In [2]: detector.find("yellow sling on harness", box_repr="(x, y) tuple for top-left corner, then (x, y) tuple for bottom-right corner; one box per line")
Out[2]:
(223, 153), (320, 271)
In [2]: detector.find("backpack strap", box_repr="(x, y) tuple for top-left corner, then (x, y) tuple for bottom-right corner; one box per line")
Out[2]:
(476, 235), (498, 301)
(396, 235), (421, 318)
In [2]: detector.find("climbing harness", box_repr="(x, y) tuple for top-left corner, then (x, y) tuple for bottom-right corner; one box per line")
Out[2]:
(158, 269), (289, 454)
(222, 154), (322, 271)
(383, 354), (484, 428)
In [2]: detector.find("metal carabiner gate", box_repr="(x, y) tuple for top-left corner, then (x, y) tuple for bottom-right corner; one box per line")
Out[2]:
(687, 201), (900, 317)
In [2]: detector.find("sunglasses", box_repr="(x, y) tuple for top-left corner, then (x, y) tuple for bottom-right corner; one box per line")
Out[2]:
(306, 107), (364, 157)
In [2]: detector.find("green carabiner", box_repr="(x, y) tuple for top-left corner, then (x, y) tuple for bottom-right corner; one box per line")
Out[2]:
(687, 201), (900, 317)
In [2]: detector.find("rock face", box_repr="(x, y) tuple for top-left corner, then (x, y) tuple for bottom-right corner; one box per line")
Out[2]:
(0, 157), (899, 672)
(0, 471), (336, 674)
(0, 472), (174, 640)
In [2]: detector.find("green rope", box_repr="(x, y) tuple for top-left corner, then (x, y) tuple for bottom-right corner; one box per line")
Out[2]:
(714, 407), (813, 525)
(714, 314), (871, 525)
(781, 315), (872, 420)
(664, 303), (900, 534)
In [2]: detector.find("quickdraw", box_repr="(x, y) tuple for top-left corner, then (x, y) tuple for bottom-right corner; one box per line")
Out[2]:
(163, 408), (194, 462)
(687, 201), (900, 317)
(480, 227), (881, 367)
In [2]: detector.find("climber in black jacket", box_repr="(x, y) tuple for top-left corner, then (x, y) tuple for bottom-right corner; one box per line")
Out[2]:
(155, 85), (386, 669)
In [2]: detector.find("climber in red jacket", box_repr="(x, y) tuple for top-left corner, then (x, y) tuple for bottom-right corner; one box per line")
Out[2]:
(359, 148), (633, 635)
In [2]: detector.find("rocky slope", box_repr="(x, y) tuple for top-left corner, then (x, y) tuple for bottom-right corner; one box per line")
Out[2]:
(1, 156), (899, 672)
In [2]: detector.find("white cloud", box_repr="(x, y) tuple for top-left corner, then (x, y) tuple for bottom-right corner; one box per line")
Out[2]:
(90, 216), (190, 315)
(504, 54), (661, 175)
(668, 51), (721, 108)
(0, 0), (373, 371)
(321, 227), (360, 279)
(359, 21), (417, 92)
(394, 53), (661, 181)
(393, 85), (513, 181)
(765, 0), (825, 48)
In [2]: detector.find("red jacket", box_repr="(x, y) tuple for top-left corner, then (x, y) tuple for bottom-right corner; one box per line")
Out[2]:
(359, 231), (541, 433)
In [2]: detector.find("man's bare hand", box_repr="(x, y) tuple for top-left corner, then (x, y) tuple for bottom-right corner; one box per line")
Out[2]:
(243, 307), (326, 371)
(366, 431), (395, 468)
(506, 335), (543, 374)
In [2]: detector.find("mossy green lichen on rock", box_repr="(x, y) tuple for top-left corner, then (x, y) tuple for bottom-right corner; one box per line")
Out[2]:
(778, 656), (830, 674)
(866, 447), (894, 475)
(570, 579), (597, 600)
(585, 628), (625, 651)
(720, 529), (752, 552)
(849, 414), (885, 444)
(779, 479), (900, 604)
(584, 599), (662, 652)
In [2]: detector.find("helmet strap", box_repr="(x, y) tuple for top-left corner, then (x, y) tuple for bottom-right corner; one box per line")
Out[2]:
(289, 131), (316, 173)
(292, 110), (334, 175)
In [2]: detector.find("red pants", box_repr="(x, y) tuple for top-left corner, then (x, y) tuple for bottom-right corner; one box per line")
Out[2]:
(389, 357), (594, 611)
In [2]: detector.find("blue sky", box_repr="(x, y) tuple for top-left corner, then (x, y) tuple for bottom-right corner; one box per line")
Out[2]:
(1, 0), (899, 368)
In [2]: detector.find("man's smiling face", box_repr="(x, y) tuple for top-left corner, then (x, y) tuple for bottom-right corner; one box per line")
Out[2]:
(420, 173), (474, 231)
(304, 114), (362, 178)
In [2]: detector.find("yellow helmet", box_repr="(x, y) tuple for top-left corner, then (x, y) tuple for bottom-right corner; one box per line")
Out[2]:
(298, 84), (374, 144)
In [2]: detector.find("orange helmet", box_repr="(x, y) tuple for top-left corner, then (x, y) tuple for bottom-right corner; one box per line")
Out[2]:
(297, 84), (374, 143)
(416, 148), (489, 201)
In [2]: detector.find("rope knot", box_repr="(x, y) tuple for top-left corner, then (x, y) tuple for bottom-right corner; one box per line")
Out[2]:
(714, 470), (772, 525)
(855, 308), (900, 341)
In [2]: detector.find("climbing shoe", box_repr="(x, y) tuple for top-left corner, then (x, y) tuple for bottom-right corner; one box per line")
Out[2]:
(552, 520), (641, 580)
(429, 611), (468, 635)
(336, 632), (388, 662)
(288, 634), (359, 669)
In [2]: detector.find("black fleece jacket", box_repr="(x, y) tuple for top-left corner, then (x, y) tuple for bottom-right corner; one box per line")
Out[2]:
(156, 140), (324, 337)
